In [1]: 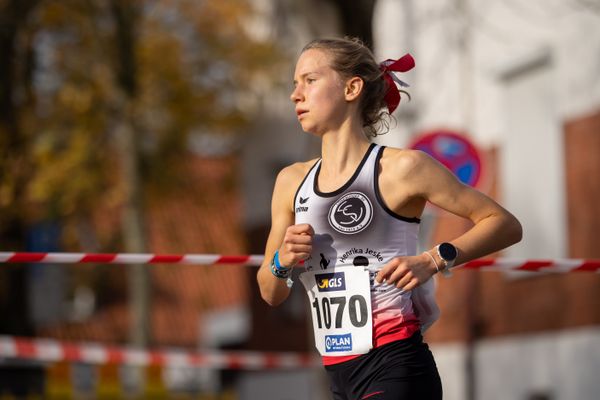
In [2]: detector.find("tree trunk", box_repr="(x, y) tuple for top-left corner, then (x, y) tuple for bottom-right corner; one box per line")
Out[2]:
(327, 0), (376, 46)
(0, 0), (40, 336)
(109, 0), (150, 348)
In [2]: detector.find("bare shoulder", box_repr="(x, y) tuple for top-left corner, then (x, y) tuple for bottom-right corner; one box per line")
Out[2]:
(380, 147), (434, 177)
(273, 158), (319, 209)
(276, 158), (319, 187)
(379, 147), (454, 199)
(278, 158), (317, 181)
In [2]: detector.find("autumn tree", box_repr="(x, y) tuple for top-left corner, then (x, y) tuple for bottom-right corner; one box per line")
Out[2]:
(0, 0), (283, 341)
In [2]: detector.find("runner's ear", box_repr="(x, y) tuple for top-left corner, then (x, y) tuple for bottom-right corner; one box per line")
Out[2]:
(345, 77), (364, 102)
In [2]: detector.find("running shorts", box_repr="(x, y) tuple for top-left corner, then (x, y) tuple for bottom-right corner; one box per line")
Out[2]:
(325, 332), (442, 400)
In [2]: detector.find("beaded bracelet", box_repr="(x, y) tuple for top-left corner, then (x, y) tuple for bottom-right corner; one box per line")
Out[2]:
(270, 251), (293, 288)
(270, 262), (291, 279)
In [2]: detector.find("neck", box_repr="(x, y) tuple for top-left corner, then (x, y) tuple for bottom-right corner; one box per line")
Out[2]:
(320, 119), (371, 174)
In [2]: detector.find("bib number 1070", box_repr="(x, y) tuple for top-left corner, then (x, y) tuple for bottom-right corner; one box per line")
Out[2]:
(311, 295), (368, 329)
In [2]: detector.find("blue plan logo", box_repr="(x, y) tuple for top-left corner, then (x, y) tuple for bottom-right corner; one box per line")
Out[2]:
(325, 334), (353, 352)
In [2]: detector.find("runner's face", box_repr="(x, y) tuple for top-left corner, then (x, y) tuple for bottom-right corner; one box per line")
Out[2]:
(291, 49), (348, 136)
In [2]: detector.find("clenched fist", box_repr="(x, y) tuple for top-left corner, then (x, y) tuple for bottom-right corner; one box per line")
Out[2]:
(278, 224), (314, 267)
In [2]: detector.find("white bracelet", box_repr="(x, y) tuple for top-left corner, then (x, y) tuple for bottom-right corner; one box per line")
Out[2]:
(423, 251), (442, 274)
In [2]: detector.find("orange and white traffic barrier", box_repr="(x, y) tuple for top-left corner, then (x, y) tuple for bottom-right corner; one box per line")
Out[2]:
(0, 252), (599, 272)
(0, 336), (320, 370)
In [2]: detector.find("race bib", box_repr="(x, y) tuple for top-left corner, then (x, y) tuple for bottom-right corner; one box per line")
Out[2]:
(299, 266), (373, 356)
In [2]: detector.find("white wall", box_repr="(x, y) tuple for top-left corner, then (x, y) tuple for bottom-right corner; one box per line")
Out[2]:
(372, 0), (600, 257)
(430, 341), (469, 400)
(431, 326), (600, 400)
(498, 52), (567, 259)
(239, 369), (329, 400)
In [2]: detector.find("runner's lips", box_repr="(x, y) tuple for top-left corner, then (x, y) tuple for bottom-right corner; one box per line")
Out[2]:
(296, 109), (308, 117)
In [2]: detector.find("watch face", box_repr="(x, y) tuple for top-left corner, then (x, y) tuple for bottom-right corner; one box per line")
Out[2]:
(439, 242), (457, 261)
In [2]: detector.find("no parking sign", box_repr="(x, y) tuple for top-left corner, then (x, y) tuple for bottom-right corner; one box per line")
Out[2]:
(409, 130), (483, 187)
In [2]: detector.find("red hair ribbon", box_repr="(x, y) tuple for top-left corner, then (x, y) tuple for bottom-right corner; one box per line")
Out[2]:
(379, 53), (415, 114)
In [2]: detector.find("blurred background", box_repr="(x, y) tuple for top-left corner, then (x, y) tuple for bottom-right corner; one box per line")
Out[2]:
(1, 0), (599, 398)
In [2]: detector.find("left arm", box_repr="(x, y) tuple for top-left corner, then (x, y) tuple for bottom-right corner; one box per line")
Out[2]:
(376, 150), (523, 290)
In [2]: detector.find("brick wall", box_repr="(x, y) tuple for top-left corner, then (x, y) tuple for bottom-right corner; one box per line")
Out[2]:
(425, 110), (600, 343)
(564, 110), (600, 258)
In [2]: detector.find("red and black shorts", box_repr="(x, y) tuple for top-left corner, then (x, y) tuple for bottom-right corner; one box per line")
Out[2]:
(325, 332), (442, 400)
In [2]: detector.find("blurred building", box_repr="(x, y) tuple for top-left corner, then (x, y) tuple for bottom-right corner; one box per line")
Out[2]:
(373, 2), (600, 400)
(240, 1), (600, 400)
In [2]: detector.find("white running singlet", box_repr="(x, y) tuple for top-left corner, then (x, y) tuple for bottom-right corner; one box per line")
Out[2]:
(295, 144), (439, 365)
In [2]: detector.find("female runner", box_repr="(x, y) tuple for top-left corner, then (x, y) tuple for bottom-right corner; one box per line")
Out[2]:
(257, 37), (522, 400)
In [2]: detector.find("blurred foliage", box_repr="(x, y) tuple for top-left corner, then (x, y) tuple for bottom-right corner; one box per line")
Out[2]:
(0, 0), (285, 247)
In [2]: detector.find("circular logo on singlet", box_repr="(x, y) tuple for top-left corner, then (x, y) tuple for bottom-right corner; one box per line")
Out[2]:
(328, 192), (373, 234)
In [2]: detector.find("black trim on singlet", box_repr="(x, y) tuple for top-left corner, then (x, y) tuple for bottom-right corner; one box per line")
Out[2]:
(374, 146), (421, 224)
(293, 159), (321, 209)
(313, 143), (376, 198)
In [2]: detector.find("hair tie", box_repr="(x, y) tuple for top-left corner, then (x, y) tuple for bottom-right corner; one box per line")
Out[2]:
(379, 53), (415, 114)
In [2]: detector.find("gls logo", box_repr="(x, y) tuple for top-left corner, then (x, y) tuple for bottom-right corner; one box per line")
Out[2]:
(316, 272), (346, 292)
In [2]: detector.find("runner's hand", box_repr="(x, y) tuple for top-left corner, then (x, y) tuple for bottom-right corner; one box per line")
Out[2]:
(375, 254), (438, 291)
(278, 224), (314, 267)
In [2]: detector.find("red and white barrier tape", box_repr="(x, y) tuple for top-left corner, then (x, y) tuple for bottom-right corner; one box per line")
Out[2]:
(0, 252), (599, 272)
(0, 336), (320, 370)
(460, 258), (600, 272)
(0, 252), (263, 266)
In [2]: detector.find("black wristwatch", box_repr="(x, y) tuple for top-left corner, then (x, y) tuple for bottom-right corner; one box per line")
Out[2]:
(435, 242), (458, 276)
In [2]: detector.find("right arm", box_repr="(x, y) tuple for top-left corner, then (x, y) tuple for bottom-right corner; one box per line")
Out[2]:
(257, 164), (314, 306)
